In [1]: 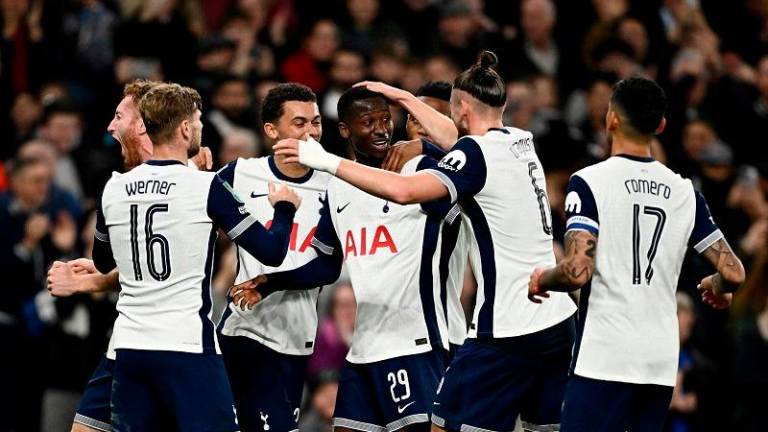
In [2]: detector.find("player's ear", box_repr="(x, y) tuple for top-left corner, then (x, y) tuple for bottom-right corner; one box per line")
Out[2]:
(606, 110), (620, 132)
(136, 119), (147, 136)
(180, 118), (190, 141)
(263, 122), (279, 140)
(655, 117), (666, 135)
(339, 122), (350, 139)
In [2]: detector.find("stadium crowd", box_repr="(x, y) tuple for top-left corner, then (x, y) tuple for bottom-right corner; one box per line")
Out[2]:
(0, 0), (767, 430)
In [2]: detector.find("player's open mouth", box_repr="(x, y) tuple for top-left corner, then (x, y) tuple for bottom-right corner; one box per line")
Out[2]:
(372, 139), (390, 150)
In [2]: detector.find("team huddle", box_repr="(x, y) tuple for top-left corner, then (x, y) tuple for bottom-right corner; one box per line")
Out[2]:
(47, 51), (745, 432)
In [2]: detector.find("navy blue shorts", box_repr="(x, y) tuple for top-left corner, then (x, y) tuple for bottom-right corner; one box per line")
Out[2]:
(111, 349), (238, 432)
(333, 350), (446, 432)
(561, 375), (673, 432)
(432, 318), (575, 432)
(219, 334), (308, 432)
(74, 355), (113, 431)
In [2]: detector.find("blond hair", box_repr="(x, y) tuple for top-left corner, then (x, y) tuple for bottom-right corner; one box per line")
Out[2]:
(138, 83), (202, 144)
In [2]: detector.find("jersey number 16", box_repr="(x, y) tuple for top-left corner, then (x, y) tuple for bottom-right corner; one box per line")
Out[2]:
(129, 204), (172, 281)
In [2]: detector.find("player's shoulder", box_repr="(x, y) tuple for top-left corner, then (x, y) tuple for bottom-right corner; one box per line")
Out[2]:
(400, 155), (426, 175)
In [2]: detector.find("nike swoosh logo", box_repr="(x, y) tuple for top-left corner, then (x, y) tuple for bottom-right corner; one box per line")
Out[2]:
(251, 192), (268, 198)
(397, 401), (415, 414)
(336, 202), (350, 213)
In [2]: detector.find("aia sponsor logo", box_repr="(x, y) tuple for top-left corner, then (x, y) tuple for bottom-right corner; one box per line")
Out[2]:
(344, 225), (397, 259)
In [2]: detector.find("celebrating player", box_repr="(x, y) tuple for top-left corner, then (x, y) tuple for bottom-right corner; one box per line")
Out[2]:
(91, 83), (300, 430)
(273, 51), (577, 432)
(47, 79), (214, 432)
(527, 77), (745, 432)
(238, 86), (461, 432)
(215, 83), (338, 432)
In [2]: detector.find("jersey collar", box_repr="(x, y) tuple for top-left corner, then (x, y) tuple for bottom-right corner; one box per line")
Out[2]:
(268, 155), (314, 184)
(145, 160), (186, 166)
(487, 127), (510, 134)
(615, 154), (655, 163)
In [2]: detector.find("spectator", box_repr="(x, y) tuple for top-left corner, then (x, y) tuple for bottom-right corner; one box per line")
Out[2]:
(307, 283), (355, 379)
(218, 128), (260, 165)
(38, 101), (86, 200)
(202, 75), (258, 164)
(299, 370), (339, 432)
(281, 19), (339, 92)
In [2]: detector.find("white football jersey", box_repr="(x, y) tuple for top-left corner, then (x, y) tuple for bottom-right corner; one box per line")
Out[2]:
(218, 156), (332, 355)
(425, 127), (577, 339)
(96, 160), (291, 354)
(409, 155), (469, 346)
(565, 155), (722, 386)
(311, 158), (454, 364)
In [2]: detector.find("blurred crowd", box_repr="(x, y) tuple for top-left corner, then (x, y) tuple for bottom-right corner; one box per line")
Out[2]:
(1, 0), (767, 430)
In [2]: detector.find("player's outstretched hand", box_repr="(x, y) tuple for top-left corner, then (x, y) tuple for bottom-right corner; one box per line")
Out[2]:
(268, 182), (302, 210)
(354, 81), (409, 103)
(698, 275), (732, 309)
(528, 267), (550, 304)
(273, 137), (341, 174)
(228, 274), (268, 310)
(189, 146), (213, 171)
(383, 139), (422, 173)
(48, 261), (79, 297)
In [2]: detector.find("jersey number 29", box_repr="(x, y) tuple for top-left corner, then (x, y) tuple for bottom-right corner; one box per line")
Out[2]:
(129, 204), (172, 281)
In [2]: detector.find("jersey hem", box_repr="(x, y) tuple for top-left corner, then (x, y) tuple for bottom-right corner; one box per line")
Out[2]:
(218, 327), (315, 356)
(467, 308), (576, 339)
(345, 344), (433, 364)
(112, 344), (220, 355)
(572, 369), (676, 387)
(333, 417), (386, 432)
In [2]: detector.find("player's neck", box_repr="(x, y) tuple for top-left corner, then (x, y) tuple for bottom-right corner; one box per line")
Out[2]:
(273, 153), (310, 178)
(150, 143), (188, 164)
(354, 151), (384, 168)
(610, 133), (652, 159)
(467, 116), (504, 136)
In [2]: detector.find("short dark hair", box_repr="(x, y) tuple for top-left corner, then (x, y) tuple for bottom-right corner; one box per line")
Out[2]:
(611, 77), (666, 137)
(416, 81), (452, 102)
(337, 87), (386, 123)
(453, 51), (506, 107)
(261, 83), (317, 124)
(42, 99), (81, 124)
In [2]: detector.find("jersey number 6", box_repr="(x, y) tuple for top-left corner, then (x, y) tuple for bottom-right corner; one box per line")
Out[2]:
(129, 204), (172, 281)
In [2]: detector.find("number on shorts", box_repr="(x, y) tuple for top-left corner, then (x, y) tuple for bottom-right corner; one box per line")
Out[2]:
(387, 369), (411, 403)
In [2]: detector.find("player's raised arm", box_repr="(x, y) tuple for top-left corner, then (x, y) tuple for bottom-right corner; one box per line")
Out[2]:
(207, 174), (300, 267)
(355, 81), (458, 149)
(688, 191), (745, 308)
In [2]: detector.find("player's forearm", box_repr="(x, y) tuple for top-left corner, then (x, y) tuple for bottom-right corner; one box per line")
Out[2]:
(538, 262), (586, 292)
(236, 202), (296, 267)
(702, 238), (746, 293)
(399, 93), (458, 149)
(96, 269), (121, 292)
(336, 161), (444, 204)
(259, 249), (342, 296)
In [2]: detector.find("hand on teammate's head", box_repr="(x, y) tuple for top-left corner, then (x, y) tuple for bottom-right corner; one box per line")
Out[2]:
(268, 181), (302, 209)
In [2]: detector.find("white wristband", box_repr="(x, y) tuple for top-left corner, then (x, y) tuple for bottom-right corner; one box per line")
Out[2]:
(299, 138), (342, 174)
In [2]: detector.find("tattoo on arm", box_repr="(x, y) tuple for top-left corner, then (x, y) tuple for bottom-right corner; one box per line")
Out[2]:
(540, 230), (598, 291)
(701, 238), (745, 293)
